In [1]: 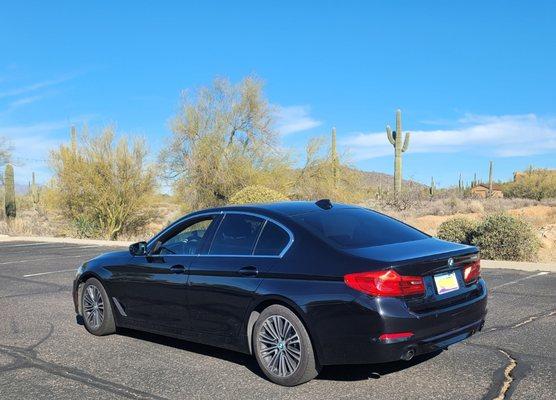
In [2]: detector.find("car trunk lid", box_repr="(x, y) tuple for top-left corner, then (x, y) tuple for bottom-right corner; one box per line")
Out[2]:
(344, 238), (482, 312)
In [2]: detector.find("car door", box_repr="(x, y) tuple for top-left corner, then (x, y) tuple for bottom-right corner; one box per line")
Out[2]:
(187, 213), (293, 341)
(110, 215), (217, 335)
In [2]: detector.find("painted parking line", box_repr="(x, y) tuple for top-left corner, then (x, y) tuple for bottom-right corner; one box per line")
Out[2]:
(0, 242), (52, 248)
(23, 269), (77, 277)
(0, 246), (103, 256)
(0, 244), (102, 251)
(0, 254), (91, 265)
(490, 271), (550, 290)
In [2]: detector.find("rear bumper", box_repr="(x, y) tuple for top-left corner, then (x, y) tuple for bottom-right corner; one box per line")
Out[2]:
(362, 317), (485, 364)
(315, 278), (487, 365)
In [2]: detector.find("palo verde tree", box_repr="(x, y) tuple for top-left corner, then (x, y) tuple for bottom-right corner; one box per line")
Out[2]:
(293, 128), (362, 202)
(50, 127), (157, 240)
(386, 109), (410, 195)
(160, 76), (291, 209)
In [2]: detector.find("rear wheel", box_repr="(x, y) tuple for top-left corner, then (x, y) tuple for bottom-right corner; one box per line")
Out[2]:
(81, 278), (115, 336)
(253, 304), (320, 386)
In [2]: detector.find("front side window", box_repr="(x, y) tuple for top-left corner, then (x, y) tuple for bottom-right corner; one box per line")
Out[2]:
(254, 222), (290, 256)
(293, 208), (428, 248)
(158, 218), (213, 255)
(209, 214), (264, 255)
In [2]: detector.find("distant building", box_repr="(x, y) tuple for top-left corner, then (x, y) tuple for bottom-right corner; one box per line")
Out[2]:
(470, 184), (504, 198)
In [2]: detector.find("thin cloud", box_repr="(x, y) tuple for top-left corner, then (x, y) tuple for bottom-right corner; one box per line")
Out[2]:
(0, 117), (93, 183)
(0, 72), (79, 99)
(343, 114), (556, 161)
(274, 105), (322, 135)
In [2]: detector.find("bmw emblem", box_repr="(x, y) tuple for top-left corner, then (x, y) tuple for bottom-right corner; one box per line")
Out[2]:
(448, 258), (454, 267)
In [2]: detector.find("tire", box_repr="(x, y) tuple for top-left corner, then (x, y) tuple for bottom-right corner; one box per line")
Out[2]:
(253, 304), (320, 386)
(81, 278), (116, 336)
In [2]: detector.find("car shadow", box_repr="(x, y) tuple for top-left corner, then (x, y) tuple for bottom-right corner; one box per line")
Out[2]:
(317, 350), (443, 381)
(116, 327), (443, 383)
(117, 328), (267, 379)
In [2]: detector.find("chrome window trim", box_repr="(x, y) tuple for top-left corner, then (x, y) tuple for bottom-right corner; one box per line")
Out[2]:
(205, 211), (294, 258)
(147, 211), (223, 251)
(148, 210), (294, 258)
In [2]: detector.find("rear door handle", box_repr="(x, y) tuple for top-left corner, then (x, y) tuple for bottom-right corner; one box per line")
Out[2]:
(170, 264), (186, 274)
(238, 266), (258, 277)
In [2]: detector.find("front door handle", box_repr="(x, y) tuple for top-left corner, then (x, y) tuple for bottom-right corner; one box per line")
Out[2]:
(170, 264), (186, 274)
(238, 266), (258, 277)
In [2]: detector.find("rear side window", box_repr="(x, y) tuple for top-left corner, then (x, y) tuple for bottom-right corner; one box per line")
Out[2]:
(294, 208), (428, 248)
(254, 222), (291, 256)
(209, 214), (264, 255)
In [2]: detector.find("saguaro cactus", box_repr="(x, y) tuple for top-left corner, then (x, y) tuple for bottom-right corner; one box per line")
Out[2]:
(386, 109), (410, 195)
(4, 163), (16, 220)
(31, 171), (40, 206)
(331, 127), (339, 188)
(488, 161), (494, 196)
(429, 177), (436, 198)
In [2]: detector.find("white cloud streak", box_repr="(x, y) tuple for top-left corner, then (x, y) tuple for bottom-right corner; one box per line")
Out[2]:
(343, 114), (556, 161)
(0, 73), (77, 99)
(274, 105), (322, 135)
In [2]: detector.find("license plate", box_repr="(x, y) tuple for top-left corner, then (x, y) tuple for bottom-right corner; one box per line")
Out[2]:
(434, 272), (459, 295)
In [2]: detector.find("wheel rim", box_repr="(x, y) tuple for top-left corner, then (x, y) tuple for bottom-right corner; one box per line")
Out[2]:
(83, 285), (104, 330)
(258, 315), (301, 378)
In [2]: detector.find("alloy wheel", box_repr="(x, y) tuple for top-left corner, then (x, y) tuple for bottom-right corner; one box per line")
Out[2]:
(257, 315), (301, 377)
(83, 285), (104, 330)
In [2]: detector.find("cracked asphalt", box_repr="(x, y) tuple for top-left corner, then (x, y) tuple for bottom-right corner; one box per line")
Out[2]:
(0, 241), (555, 400)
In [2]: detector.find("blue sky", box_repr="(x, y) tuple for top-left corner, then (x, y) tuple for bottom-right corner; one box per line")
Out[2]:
(1, 1), (555, 188)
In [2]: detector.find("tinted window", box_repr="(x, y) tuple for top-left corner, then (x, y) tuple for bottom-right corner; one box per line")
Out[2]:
(254, 222), (290, 256)
(294, 208), (428, 248)
(209, 214), (264, 255)
(158, 218), (213, 255)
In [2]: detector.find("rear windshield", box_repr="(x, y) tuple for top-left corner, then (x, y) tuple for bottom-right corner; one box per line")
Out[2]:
(293, 208), (428, 248)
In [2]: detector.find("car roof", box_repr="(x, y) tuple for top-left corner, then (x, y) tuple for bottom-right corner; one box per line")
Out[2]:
(189, 201), (354, 218)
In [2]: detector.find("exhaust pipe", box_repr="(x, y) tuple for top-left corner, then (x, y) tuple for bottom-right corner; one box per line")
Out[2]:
(401, 347), (416, 361)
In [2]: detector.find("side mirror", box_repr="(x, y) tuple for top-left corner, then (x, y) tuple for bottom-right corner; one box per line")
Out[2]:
(129, 241), (147, 256)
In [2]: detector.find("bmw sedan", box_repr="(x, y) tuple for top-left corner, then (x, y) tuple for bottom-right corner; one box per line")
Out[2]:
(73, 200), (487, 386)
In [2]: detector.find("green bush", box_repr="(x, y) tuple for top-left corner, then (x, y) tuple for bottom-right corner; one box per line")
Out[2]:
(437, 213), (539, 261)
(229, 185), (288, 205)
(471, 213), (539, 261)
(437, 217), (478, 245)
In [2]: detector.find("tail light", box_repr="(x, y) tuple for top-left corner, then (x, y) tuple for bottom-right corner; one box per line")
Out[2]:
(344, 269), (425, 297)
(463, 260), (481, 284)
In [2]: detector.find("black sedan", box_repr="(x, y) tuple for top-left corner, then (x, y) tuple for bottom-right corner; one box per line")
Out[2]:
(73, 200), (487, 386)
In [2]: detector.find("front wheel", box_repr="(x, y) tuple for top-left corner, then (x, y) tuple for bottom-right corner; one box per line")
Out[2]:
(81, 278), (116, 336)
(253, 305), (320, 386)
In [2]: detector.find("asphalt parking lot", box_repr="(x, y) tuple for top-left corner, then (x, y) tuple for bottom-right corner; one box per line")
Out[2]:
(0, 241), (554, 400)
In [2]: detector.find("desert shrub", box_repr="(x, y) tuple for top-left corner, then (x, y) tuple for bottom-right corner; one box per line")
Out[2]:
(465, 200), (485, 214)
(50, 127), (157, 240)
(472, 213), (540, 261)
(229, 185), (288, 205)
(504, 168), (556, 200)
(292, 136), (365, 203)
(437, 217), (478, 245)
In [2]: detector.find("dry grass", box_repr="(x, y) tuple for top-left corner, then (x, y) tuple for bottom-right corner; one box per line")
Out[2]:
(0, 200), (182, 242)
(3, 197), (556, 262)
